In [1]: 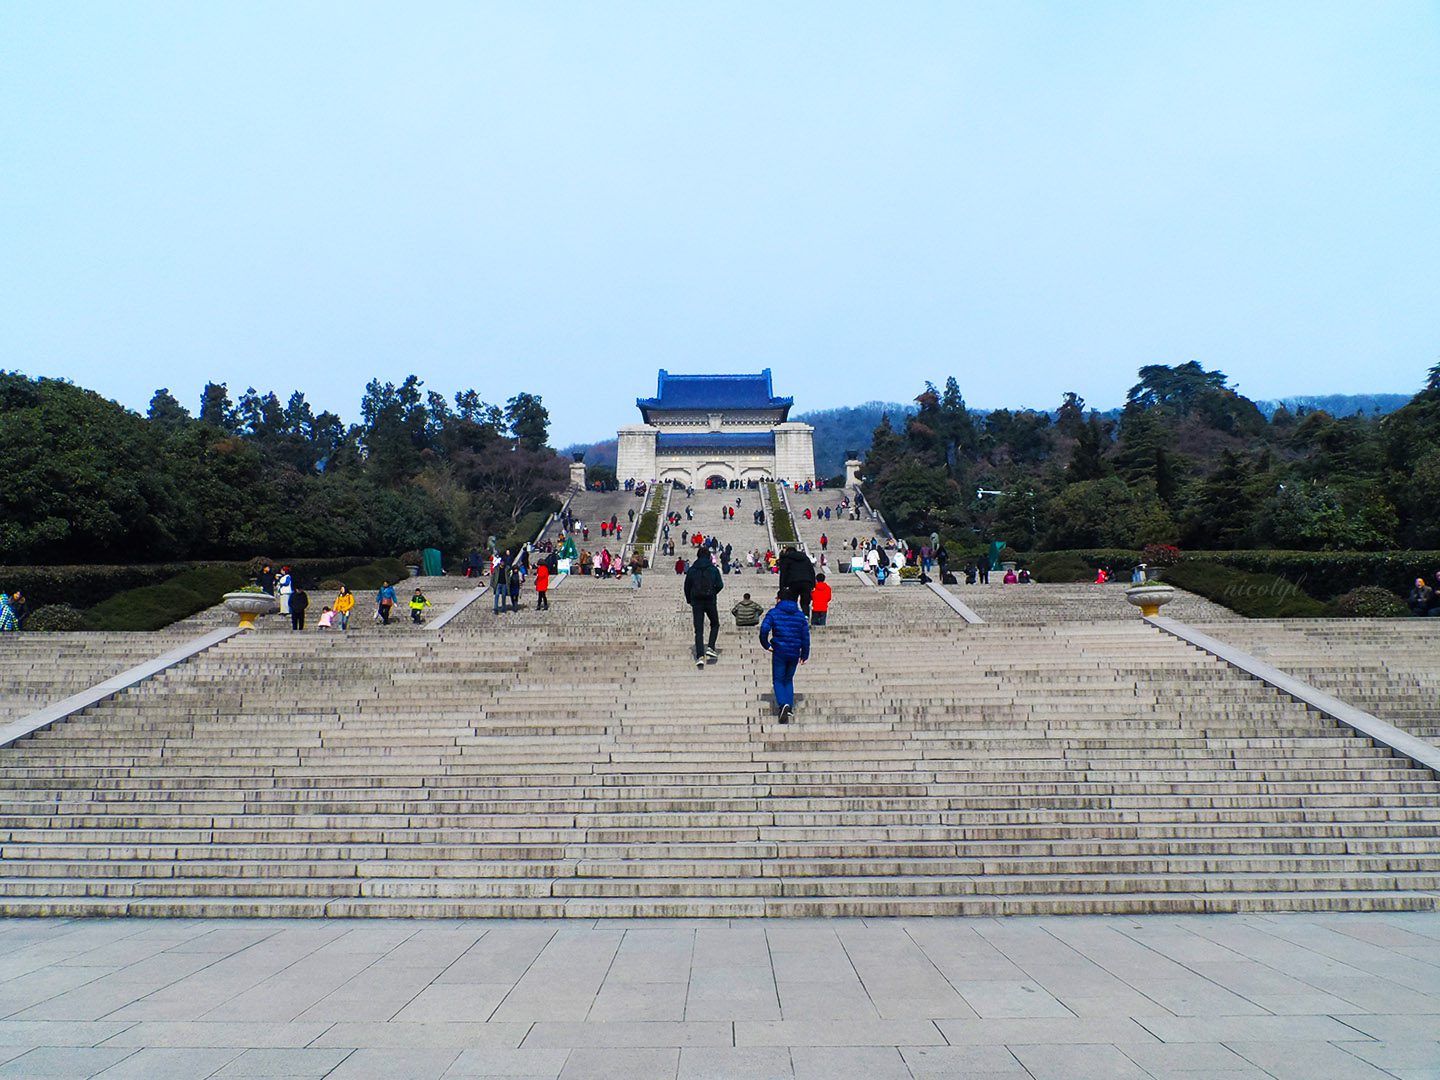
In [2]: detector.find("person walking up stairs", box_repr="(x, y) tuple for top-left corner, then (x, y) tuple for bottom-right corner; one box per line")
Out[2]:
(760, 586), (810, 723)
(684, 547), (723, 668)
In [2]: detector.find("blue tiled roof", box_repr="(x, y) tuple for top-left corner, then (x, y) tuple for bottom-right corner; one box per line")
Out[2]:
(638, 369), (793, 420)
(656, 432), (777, 451)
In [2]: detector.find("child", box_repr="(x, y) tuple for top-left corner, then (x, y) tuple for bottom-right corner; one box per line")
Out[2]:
(810, 573), (831, 626)
(409, 588), (431, 624)
(318, 607), (336, 629)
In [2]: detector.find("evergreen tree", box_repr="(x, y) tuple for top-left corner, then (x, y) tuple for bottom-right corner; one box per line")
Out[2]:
(147, 388), (190, 430)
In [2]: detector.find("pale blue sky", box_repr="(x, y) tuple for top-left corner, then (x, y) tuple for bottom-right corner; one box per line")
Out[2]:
(3, 2), (1437, 445)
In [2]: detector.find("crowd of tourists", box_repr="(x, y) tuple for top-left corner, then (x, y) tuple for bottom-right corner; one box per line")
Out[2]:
(252, 564), (430, 631)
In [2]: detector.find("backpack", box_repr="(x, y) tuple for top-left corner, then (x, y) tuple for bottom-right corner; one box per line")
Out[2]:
(689, 562), (717, 600)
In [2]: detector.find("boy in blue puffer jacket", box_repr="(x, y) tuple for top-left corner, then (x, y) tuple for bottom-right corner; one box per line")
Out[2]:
(759, 588), (811, 724)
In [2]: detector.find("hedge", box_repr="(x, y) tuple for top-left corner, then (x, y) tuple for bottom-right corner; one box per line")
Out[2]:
(0, 557), (378, 612)
(82, 565), (250, 631)
(1015, 549), (1440, 602)
(1163, 561), (1330, 619)
(79, 558), (410, 632)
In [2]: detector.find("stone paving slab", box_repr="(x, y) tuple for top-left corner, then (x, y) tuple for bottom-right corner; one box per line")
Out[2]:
(0, 914), (1437, 1076)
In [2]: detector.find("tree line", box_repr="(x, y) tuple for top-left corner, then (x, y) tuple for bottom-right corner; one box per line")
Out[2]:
(0, 373), (567, 564)
(862, 361), (1440, 553)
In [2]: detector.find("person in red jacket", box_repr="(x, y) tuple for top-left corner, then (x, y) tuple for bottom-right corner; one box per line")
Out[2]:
(810, 573), (832, 626)
(535, 563), (550, 610)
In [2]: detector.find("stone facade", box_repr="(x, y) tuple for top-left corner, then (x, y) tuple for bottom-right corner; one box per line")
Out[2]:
(616, 370), (816, 485)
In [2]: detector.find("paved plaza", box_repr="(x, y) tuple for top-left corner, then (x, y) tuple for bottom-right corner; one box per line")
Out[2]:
(0, 913), (1437, 1078)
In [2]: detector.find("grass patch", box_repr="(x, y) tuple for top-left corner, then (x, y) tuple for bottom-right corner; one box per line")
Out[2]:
(1164, 561), (1329, 619)
(769, 484), (797, 544)
(632, 485), (664, 550)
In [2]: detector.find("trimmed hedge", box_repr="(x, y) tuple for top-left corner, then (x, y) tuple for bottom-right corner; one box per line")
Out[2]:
(82, 565), (249, 631)
(329, 559), (408, 594)
(1026, 553), (1093, 583)
(1163, 561), (1329, 619)
(0, 557), (378, 612)
(1017, 549), (1440, 602)
(80, 558), (410, 631)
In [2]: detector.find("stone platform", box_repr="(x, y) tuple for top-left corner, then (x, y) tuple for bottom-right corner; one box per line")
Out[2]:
(0, 913), (1437, 1078)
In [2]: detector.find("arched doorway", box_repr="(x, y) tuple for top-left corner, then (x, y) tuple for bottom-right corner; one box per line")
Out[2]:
(704, 474), (728, 490)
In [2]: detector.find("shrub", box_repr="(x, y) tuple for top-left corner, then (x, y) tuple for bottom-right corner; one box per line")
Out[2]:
(1333, 586), (1409, 618)
(1164, 561), (1328, 619)
(318, 579), (345, 591)
(398, 549), (423, 567)
(1143, 543), (1182, 568)
(331, 558), (408, 593)
(25, 604), (85, 631)
(898, 565), (921, 579)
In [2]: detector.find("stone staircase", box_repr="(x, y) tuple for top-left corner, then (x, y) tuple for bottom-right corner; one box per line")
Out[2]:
(0, 632), (197, 726)
(1188, 618), (1440, 748)
(2, 577), (1438, 917)
(952, 579), (1241, 624)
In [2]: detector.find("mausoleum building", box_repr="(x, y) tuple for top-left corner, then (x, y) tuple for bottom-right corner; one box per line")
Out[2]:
(616, 370), (816, 486)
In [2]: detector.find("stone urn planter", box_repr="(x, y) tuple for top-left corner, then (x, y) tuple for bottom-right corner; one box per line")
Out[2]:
(406, 565), (421, 578)
(1125, 584), (1176, 617)
(222, 591), (279, 629)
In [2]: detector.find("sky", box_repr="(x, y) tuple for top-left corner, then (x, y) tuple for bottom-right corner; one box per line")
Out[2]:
(2, 2), (1437, 447)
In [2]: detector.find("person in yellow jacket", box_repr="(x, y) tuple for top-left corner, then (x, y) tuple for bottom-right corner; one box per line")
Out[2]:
(333, 585), (355, 631)
(409, 588), (432, 625)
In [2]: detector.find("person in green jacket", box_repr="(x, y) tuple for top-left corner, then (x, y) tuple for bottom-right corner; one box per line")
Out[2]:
(731, 593), (763, 627)
(409, 588), (431, 624)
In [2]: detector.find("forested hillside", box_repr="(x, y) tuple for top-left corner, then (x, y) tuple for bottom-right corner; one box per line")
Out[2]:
(0, 373), (566, 564)
(861, 363), (1440, 554)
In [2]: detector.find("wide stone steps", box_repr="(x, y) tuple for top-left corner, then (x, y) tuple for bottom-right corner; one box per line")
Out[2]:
(3, 577), (1440, 915)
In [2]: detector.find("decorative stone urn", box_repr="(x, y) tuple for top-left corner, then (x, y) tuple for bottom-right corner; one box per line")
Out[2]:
(1125, 584), (1176, 617)
(222, 591), (279, 629)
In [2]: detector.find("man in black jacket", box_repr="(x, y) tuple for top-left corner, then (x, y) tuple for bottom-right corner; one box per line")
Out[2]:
(777, 546), (817, 616)
(289, 586), (309, 631)
(683, 548), (724, 668)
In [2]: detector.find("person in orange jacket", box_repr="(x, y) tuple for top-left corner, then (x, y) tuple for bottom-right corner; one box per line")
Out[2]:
(535, 562), (550, 611)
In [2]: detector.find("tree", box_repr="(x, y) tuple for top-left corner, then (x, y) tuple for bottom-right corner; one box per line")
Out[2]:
(1126, 361), (1230, 416)
(360, 375), (428, 482)
(198, 382), (236, 431)
(504, 393), (550, 451)
(1055, 391), (1086, 438)
(1067, 416), (1110, 482)
(147, 388), (191, 431)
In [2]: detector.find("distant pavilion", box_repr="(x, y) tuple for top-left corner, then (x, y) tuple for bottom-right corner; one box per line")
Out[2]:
(615, 370), (816, 487)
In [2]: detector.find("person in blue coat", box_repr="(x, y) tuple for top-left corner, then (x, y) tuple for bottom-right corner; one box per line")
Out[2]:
(759, 587), (810, 724)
